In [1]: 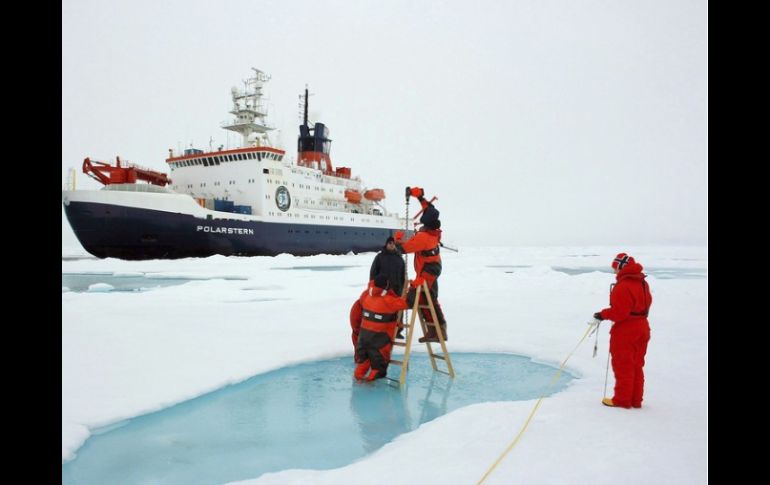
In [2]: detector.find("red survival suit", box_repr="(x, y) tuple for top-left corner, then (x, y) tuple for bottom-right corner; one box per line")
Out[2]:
(598, 256), (652, 408)
(354, 284), (408, 381)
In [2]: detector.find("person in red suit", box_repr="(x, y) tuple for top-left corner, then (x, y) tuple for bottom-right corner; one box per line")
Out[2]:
(594, 253), (653, 409)
(349, 277), (405, 352)
(354, 274), (409, 381)
(394, 186), (447, 342)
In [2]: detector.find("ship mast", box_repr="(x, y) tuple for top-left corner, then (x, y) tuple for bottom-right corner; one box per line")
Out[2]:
(222, 67), (274, 147)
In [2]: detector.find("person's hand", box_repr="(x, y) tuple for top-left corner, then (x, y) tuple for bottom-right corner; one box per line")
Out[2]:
(593, 312), (603, 321)
(410, 277), (426, 288)
(394, 231), (405, 242)
(409, 187), (424, 198)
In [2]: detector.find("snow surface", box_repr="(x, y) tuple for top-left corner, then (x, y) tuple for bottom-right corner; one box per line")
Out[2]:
(62, 246), (707, 484)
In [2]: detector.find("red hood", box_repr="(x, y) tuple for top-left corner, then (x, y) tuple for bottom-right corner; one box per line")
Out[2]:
(616, 261), (645, 281)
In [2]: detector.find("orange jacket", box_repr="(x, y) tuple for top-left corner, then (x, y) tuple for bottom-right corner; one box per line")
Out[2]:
(351, 282), (408, 348)
(360, 288), (409, 334)
(399, 228), (442, 276)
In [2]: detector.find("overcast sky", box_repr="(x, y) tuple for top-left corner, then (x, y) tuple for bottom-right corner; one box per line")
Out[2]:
(62, 0), (707, 247)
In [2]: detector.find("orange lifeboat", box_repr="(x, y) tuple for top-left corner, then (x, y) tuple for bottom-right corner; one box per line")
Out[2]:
(363, 189), (385, 201)
(344, 189), (362, 203)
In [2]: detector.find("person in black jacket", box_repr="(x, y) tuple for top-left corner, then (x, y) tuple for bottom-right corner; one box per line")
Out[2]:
(369, 237), (406, 296)
(369, 236), (407, 338)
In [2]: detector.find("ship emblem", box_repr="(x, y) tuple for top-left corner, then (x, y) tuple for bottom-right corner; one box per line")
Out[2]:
(275, 186), (291, 212)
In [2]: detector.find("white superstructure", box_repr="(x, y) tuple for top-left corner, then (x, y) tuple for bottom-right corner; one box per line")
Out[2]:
(165, 68), (399, 229)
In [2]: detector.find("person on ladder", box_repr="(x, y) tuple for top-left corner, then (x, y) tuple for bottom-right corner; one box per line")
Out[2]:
(354, 274), (409, 381)
(394, 186), (447, 343)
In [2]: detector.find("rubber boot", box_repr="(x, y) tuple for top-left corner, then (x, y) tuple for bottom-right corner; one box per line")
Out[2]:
(365, 368), (383, 381)
(354, 361), (371, 380)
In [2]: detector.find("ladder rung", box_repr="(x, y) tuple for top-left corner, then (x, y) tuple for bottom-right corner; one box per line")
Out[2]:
(395, 293), (453, 383)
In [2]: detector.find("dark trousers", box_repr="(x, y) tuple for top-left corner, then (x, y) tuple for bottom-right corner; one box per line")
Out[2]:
(406, 275), (446, 327)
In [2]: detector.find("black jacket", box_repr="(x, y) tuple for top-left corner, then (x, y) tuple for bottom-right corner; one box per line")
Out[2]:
(369, 247), (406, 296)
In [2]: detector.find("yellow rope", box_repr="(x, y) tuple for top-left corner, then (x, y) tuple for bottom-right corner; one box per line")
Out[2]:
(477, 325), (594, 484)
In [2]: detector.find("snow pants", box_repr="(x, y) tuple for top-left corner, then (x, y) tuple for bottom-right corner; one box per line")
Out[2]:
(406, 271), (446, 327)
(355, 326), (396, 378)
(609, 319), (651, 408)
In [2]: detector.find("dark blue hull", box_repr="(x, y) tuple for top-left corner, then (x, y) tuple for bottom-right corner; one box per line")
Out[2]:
(64, 201), (397, 260)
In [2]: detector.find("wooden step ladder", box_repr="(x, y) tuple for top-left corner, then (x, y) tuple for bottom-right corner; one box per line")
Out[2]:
(389, 281), (455, 386)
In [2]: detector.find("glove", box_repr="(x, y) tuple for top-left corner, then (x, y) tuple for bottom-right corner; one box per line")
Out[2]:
(410, 277), (426, 288)
(394, 230), (405, 242)
(409, 187), (424, 198)
(593, 312), (603, 321)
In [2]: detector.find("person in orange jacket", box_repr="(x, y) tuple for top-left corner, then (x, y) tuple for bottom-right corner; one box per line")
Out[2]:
(593, 253), (653, 409)
(350, 276), (406, 353)
(394, 186), (447, 343)
(349, 278), (395, 352)
(354, 274), (409, 381)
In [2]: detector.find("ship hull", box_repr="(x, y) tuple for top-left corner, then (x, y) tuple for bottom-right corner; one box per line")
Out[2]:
(64, 200), (396, 260)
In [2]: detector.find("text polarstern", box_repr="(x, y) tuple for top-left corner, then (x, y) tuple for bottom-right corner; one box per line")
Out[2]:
(196, 225), (255, 235)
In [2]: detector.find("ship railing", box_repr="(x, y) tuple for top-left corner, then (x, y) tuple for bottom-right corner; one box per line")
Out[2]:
(123, 160), (164, 174)
(323, 174), (362, 185)
(220, 120), (274, 130)
(103, 183), (172, 194)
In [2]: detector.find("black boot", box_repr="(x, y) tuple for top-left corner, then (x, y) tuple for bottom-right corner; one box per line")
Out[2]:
(419, 327), (438, 343)
(419, 325), (447, 343)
